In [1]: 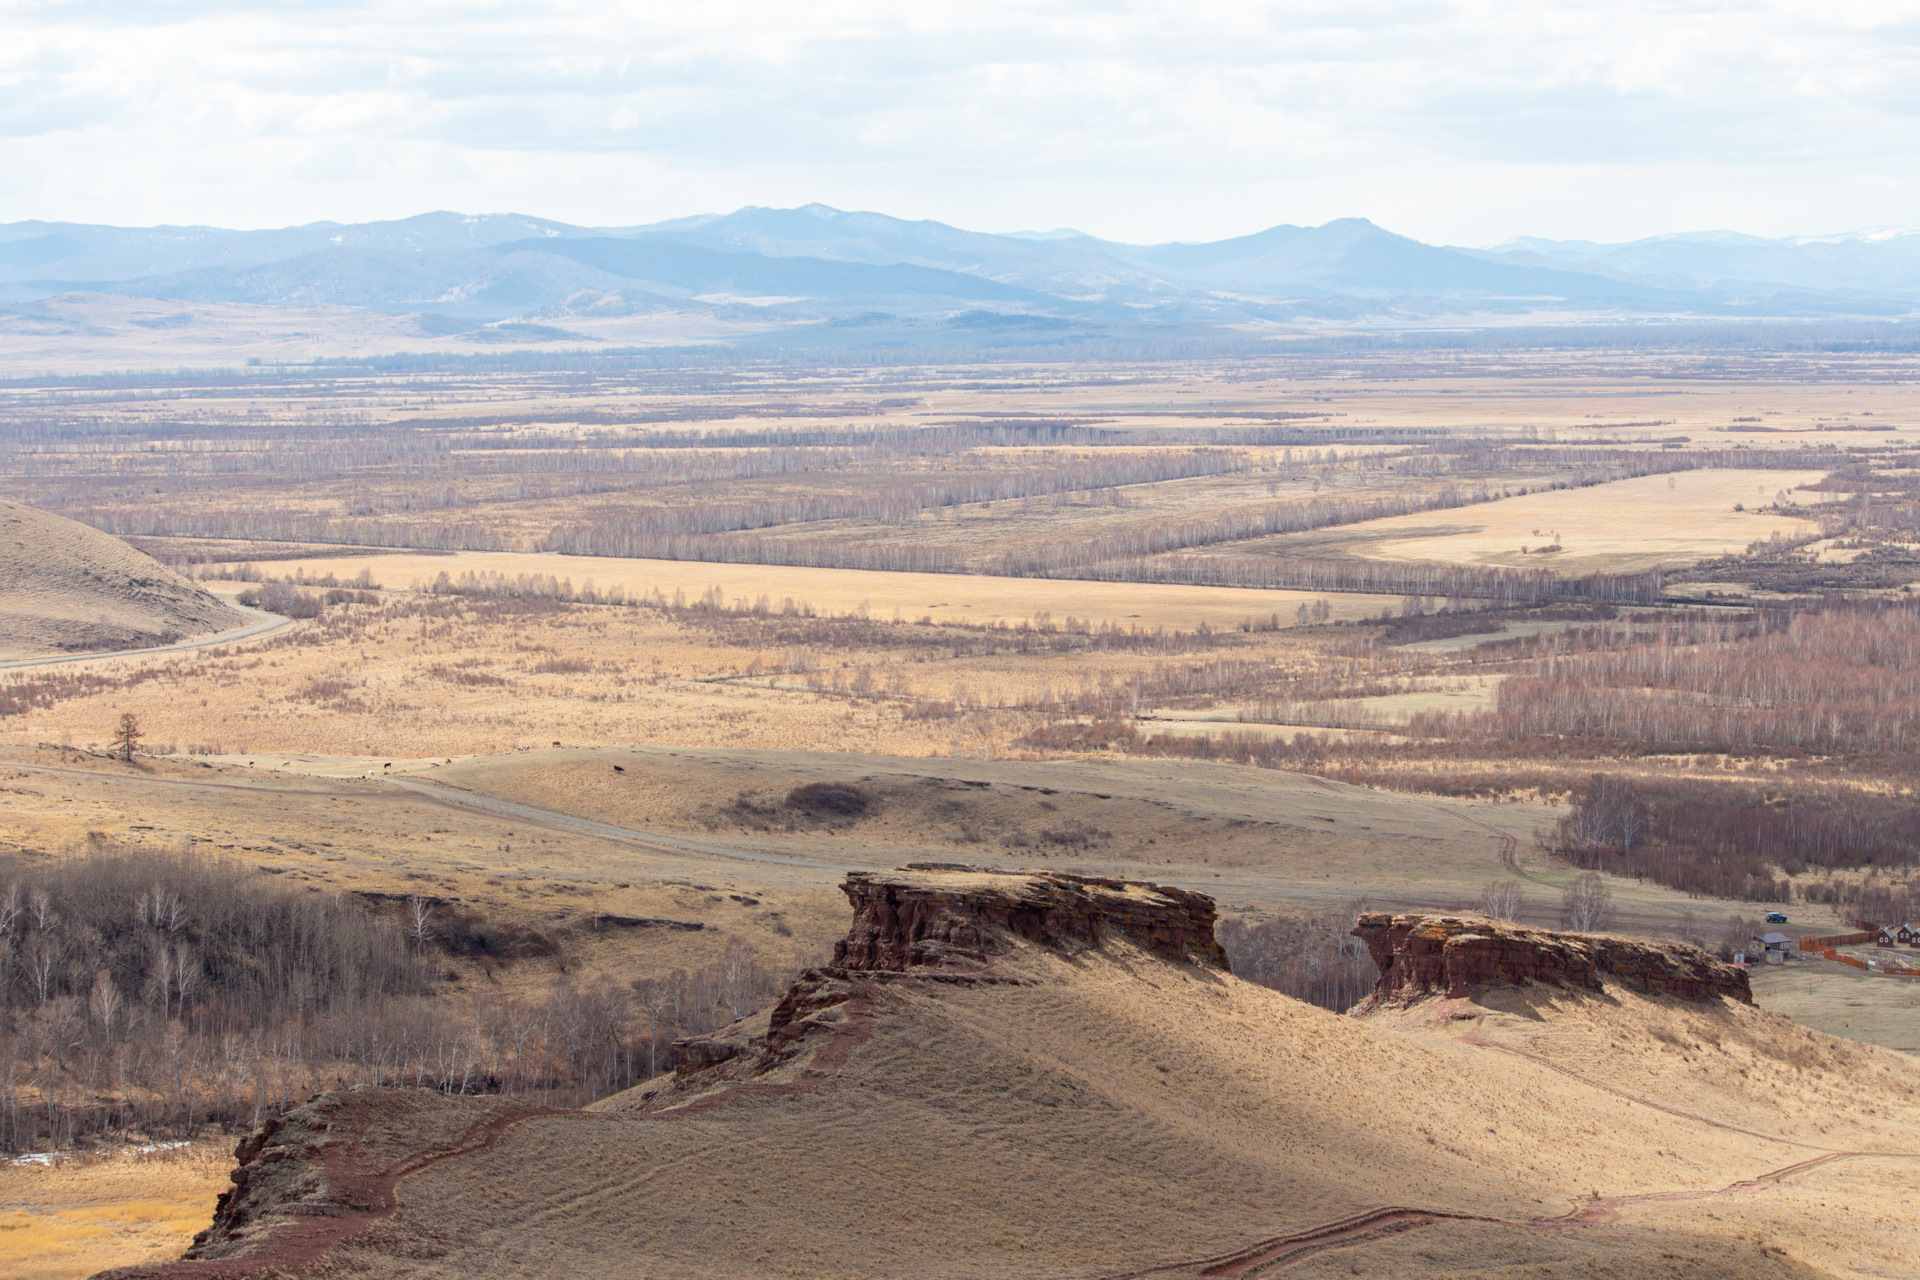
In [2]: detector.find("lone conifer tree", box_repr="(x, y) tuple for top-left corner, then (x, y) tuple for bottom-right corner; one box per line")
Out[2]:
(111, 712), (143, 761)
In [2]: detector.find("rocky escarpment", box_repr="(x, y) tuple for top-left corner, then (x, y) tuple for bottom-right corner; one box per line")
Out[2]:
(833, 863), (1229, 972)
(647, 865), (1228, 1093)
(1351, 913), (1752, 1011)
(96, 1090), (548, 1278)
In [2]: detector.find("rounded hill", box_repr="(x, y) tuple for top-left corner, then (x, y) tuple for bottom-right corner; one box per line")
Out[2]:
(0, 500), (238, 658)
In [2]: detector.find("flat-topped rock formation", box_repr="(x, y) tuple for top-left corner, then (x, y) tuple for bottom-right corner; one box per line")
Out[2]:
(833, 862), (1229, 972)
(1351, 912), (1752, 1010)
(108, 873), (1919, 1280)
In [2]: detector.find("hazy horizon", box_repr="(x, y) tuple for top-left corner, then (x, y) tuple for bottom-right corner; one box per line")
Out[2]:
(3, 204), (1915, 254)
(4, 2), (1915, 248)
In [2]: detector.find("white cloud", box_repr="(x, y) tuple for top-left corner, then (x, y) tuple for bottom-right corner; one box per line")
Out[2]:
(0, 0), (1916, 242)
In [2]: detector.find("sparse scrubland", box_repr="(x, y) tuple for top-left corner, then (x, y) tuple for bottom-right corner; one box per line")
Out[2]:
(3, 349), (1920, 1275)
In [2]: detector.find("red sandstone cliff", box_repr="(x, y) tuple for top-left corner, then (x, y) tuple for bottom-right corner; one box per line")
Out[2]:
(833, 862), (1229, 972)
(1350, 912), (1752, 1011)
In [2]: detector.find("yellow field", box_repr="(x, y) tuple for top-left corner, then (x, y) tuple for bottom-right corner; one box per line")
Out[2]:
(0, 1145), (231, 1280)
(0, 590), (1327, 763)
(1276, 468), (1831, 575)
(208, 551), (1411, 631)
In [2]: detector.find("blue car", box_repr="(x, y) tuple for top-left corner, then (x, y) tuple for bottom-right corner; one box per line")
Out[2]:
(1765, 912), (1789, 924)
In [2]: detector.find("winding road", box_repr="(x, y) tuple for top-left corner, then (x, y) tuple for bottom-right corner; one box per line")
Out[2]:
(0, 602), (292, 671)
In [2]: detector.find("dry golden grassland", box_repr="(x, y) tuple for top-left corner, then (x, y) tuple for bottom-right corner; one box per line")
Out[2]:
(0, 739), (1848, 963)
(0, 1144), (231, 1280)
(204, 550), (1413, 631)
(0, 588), (1320, 762)
(3, 354), (1919, 1280)
(1231, 467), (1834, 575)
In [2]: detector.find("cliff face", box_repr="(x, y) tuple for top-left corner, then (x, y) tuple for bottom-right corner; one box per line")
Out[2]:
(98, 1090), (548, 1278)
(655, 865), (1228, 1089)
(1351, 913), (1752, 1010)
(833, 863), (1229, 972)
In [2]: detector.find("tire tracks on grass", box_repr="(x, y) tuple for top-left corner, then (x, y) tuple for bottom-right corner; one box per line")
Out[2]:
(1458, 1029), (1828, 1148)
(1100, 1148), (1920, 1278)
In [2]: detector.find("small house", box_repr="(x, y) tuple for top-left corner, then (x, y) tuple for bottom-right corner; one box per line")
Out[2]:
(1755, 932), (1794, 954)
(1900, 924), (1917, 946)
(1882, 926), (1899, 947)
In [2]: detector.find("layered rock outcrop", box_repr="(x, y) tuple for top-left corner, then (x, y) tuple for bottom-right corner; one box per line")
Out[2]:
(100, 1090), (548, 1278)
(833, 863), (1229, 972)
(1351, 912), (1751, 1010)
(656, 866), (1228, 1089)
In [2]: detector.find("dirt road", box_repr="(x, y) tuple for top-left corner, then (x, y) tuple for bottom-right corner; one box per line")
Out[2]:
(0, 603), (290, 671)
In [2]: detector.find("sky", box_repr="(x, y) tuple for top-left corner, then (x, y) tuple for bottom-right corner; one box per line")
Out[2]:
(2, 1), (1918, 246)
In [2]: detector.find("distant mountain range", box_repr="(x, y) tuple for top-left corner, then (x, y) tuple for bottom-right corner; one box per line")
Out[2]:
(1479, 229), (1920, 297)
(3, 206), (1918, 336)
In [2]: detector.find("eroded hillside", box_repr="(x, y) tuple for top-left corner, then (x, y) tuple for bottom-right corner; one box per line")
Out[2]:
(105, 867), (1920, 1280)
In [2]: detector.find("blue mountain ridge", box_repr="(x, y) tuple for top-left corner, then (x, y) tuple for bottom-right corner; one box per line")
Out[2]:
(1, 206), (1914, 324)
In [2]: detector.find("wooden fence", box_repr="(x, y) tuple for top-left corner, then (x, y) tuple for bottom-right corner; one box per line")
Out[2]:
(1799, 937), (1920, 977)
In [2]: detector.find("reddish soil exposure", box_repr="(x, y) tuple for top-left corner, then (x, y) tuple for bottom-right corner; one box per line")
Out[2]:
(1351, 911), (1752, 1009)
(93, 1092), (554, 1280)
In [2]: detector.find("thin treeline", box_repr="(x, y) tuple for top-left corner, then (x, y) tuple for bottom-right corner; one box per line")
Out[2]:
(983, 485), (1481, 573)
(542, 531), (969, 573)
(1415, 601), (1920, 753)
(69, 507), (519, 552)
(417, 568), (1243, 659)
(540, 448), (1242, 545)
(1061, 552), (1667, 605)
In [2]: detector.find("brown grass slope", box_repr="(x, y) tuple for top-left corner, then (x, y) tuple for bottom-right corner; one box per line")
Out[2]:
(0, 500), (238, 658)
(108, 869), (1920, 1280)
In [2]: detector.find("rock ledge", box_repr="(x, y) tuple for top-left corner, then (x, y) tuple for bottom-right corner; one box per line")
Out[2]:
(1351, 912), (1752, 1011)
(834, 863), (1229, 972)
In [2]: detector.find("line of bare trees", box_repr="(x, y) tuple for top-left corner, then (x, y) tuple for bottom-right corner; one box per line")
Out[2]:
(1415, 601), (1920, 753)
(541, 448), (1244, 546)
(1532, 772), (1920, 901)
(1059, 551), (1669, 605)
(0, 844), (804, 1153)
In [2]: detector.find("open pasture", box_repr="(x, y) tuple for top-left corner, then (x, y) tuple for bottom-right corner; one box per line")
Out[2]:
(205, 548), (1413, 630)
(1227, 467), (1833, 576)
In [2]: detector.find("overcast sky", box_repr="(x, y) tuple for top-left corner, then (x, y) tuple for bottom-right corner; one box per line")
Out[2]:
(3, 1), (1917, 245)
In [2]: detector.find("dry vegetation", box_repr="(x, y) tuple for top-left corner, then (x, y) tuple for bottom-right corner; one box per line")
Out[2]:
(0, 1142), (232, 1280)
(3, 348), (1920, 1271)
(0, 840), (814, 1157)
